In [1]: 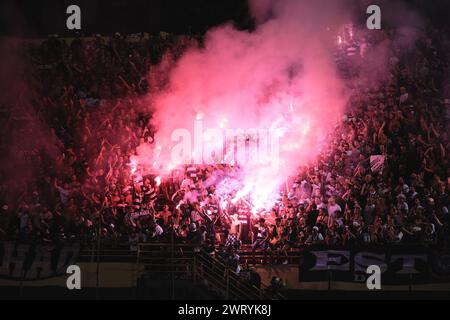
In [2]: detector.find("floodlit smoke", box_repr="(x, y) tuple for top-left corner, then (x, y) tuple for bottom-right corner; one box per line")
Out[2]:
(133, 0), (352, 209)
(348, 0), (425, 87)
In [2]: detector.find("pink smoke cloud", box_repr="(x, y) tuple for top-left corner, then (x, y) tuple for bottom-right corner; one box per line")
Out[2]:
(134, 0), (352, 208)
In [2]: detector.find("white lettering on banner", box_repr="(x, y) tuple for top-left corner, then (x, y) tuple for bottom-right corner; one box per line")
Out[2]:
(25, 246), (53, 279)
(0, 242), (80, 280)
(354, 252), (387, 273)
(0, 243), (29, 278)
(310, 251), (350, 271)
(305, 250), (431, 280)
(391, 254), (428, 274)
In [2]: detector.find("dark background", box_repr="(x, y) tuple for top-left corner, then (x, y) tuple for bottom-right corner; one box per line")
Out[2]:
(0, 0), (253, 37)
(1, 0), (450, 37)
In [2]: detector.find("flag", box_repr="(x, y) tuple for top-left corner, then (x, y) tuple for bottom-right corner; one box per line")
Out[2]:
(370, 155), (385, 173)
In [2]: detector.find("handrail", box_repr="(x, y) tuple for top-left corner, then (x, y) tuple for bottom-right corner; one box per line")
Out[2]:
(195, 251), (264, 299)
(137, 243), (278, 300)
(195, 253), (253, 299)
(196, 250), (286, 300)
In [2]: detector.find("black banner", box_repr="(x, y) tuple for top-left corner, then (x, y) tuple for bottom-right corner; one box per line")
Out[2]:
(299, 246), (450, 285)
(0, 241), (80, 281)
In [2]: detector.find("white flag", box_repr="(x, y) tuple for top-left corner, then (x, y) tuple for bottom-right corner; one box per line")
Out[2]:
(370, 155), (385, 173)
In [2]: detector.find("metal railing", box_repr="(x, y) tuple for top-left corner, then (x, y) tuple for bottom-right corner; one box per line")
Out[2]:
(137, 243), (284, 300)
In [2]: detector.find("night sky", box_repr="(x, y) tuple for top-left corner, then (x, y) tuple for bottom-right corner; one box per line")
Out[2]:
(0, 0), (253, 37)
(1, 0), (450, 37)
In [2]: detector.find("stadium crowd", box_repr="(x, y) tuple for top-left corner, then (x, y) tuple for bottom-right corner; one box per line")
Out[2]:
(0, 27), (449, 267)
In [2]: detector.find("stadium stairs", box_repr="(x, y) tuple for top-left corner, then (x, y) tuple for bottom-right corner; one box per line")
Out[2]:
(135, 243), (285, 300)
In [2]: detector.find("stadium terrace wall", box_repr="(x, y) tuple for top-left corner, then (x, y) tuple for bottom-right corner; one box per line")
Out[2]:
(0, 241), (449, 297)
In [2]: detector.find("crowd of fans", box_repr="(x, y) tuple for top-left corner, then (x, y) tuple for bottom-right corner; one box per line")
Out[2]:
(0, 26), (449, 267)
